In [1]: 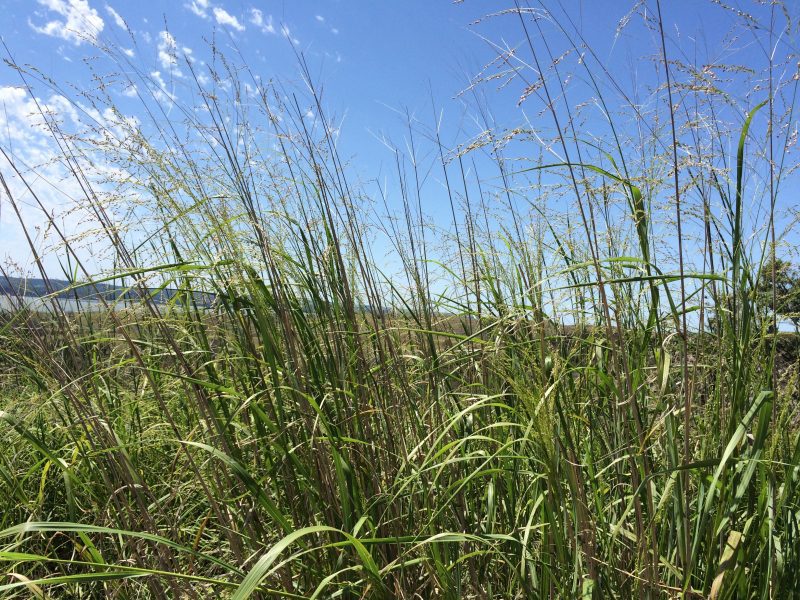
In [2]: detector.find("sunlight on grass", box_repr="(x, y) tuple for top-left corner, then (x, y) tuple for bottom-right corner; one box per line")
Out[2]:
(1, 1), (799, 598)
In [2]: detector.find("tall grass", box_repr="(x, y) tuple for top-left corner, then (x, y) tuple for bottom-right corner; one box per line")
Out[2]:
(1, 2), (799, 598)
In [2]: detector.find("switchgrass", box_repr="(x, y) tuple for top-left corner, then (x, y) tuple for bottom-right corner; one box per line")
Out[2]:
(1, 3), (800, 598)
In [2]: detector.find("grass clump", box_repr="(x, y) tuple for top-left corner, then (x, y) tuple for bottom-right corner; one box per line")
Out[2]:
(1, 2), (800, 598)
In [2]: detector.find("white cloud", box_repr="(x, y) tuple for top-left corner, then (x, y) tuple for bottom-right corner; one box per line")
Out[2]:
(0, 87), (70, 150)
(331, 27), (339, 35)
(315, 15), (324, 23)
(104, 4), (125, 29)
(213, 7), (244, 31)
(149, 70), (176, 105)
(0, 86), (137, 273)
(30, 0), (105, 46)
(157, 30), (180, 72)
(185, 0), (209, 19)
(150, 70), (167, 87)
(249, 8), (274, 34)
(280, 24), (298, 45)
(121, 47), (134, 57)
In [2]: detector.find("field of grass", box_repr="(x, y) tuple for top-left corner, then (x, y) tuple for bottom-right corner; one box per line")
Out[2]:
(2, 2), (800, 598)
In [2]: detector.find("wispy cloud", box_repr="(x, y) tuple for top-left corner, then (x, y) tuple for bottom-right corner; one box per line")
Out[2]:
(29, 0), (105, 46)
(280, 24), (298, 45)
(331, 27), (339, 35)
(157, 30), (179, 71)
(104, 4), (125, 29)
(185, 0), (209, 19)
(0, 85), (135, 272)
(149, 70), (176, 105)
(315, 15), (324, 23)
(213, 6), (244, 31)
(249, 8), (274, 34)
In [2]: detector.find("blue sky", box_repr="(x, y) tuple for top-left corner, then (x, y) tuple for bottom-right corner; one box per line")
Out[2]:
(1, 0), (798, 294)
(2, 1), (538, 173)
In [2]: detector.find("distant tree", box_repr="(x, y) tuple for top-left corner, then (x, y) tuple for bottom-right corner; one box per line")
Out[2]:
(756, 256), (800, 333)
